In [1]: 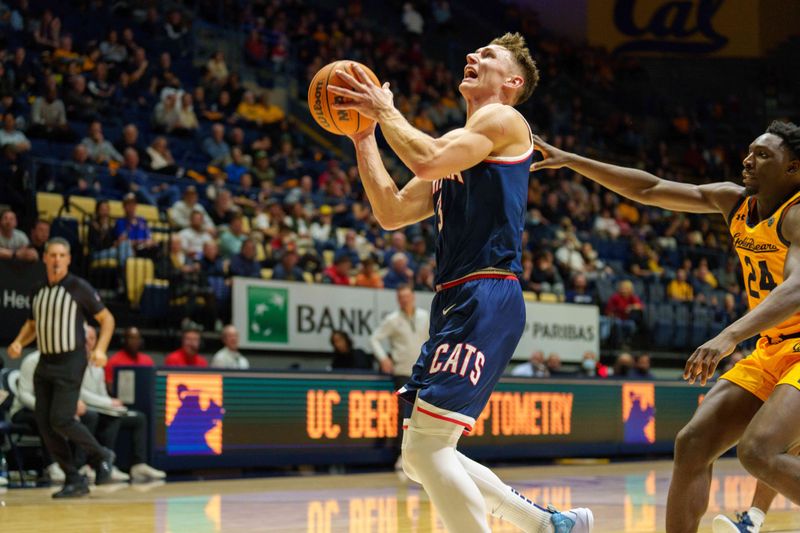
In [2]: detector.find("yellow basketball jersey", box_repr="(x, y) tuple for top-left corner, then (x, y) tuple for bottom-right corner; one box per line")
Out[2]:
(729, 190), (800, 340)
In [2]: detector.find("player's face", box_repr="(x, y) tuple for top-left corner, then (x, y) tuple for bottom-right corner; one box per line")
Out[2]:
(742, 133), (797, 196)
(459, 45), (517, 99)
(44, 243), (71, 280)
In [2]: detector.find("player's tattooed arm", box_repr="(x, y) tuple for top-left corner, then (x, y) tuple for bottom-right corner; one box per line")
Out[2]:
(532, 135), (744, 216)
(350, 127), (434, 230)
(684, 205), (800, 386)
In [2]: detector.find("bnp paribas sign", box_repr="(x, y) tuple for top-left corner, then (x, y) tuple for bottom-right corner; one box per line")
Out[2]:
(231, 277), (599, 361)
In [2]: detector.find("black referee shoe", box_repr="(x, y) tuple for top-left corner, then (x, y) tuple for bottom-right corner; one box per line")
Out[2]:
(93, 448), (117, 486)
(52, 476), (90, 498)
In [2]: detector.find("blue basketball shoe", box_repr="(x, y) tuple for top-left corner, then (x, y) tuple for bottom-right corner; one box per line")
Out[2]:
(713, 511), (760, 533)
(549, 504), (594, 533)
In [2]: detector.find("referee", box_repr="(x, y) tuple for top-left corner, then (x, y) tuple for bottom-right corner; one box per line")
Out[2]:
(6, 238), (116, 497)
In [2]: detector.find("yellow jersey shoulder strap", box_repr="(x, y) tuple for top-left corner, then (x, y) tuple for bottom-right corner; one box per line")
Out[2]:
(776, 189), (800, 246)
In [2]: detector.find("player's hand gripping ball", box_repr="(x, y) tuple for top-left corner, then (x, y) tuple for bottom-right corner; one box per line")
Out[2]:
(308, 60), (381, 136)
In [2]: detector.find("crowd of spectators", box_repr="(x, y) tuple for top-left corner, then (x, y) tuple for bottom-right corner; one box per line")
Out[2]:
(1, 0), (796, 351)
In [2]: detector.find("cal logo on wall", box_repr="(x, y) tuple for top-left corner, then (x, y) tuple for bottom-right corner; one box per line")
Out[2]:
(166, 374), (224, 455)
(587, 0), (760, 56)
(247, 285), (289, 343)
(622, 383), (655, 444)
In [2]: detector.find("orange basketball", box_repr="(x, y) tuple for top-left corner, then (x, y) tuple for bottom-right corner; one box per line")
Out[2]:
(307, 60), (381, 136)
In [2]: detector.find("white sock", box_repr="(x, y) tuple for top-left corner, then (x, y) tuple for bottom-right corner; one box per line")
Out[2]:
(456, 451), (554, 533)
(748, 507), (766, 526)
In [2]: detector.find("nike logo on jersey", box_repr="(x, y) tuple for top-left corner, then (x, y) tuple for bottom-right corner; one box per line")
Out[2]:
(442, 303), (457, 316)
(429, 343), (485, 386)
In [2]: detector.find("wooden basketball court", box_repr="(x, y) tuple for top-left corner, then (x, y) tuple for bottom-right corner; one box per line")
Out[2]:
(1, 458), (798, 532)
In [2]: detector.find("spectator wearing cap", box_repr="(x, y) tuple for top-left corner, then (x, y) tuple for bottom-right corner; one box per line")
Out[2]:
(355, 256), (384, 288)
(178, 210), (215, 259)
(219, 213), (248, 259)
(212, 325), (250, 369)
(105, 327), (154, 386)
(169, 186), (214, 230)
(250, 150), (276, 185)
(113, 194), (157, 258)
(272, 248), (305, 282)
(229, 238), (261, 278)
(322, 253), (352, 286)
(310, 205), (335, 249)
(165, 328), (208, 367)
(0, 208), (38, 261)
(383, 253), (414, 289)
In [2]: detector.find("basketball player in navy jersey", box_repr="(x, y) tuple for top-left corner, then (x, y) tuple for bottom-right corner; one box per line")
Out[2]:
(328, 33), (593, 533)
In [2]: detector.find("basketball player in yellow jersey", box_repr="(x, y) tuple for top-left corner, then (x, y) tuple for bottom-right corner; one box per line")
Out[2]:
(531, 120), (800, 533)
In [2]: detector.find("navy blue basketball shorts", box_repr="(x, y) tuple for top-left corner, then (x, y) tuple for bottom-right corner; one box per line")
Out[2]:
(398, 275), (526, 433)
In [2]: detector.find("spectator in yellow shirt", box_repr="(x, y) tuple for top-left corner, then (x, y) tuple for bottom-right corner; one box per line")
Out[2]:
(667, 268), (694, 302)
(234, 91), (285, 126)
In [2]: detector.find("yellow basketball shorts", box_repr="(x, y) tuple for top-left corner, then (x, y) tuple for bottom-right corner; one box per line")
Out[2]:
(721, 336), (800, 402)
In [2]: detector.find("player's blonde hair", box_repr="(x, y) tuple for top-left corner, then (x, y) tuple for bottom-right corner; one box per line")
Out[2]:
(490, 32), (539, 105)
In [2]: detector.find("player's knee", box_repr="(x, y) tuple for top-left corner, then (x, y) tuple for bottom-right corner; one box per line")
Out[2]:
(674, 424), (713, 466)
(738, 433), (770, 476)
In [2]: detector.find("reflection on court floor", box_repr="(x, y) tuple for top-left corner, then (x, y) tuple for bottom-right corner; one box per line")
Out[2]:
(1, 459), (799, 533)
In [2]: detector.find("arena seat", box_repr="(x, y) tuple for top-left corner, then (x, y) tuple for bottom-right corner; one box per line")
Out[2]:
(538, 292), (559, 303)
(137, 204), (160, 223)
(36, 192), (64, 221)
(68, 195), (96, 217)
(108, 200), (125, 219)
(126, 257), (155, 307)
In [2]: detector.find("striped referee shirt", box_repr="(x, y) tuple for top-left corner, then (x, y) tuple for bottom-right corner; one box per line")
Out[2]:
(29, 273), (105, 355)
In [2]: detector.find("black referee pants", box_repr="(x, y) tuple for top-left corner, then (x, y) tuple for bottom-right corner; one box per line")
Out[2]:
(34, 350), (107, 482)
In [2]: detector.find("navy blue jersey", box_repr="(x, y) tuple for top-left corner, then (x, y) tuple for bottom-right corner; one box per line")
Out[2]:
(432, 115), (533, 286)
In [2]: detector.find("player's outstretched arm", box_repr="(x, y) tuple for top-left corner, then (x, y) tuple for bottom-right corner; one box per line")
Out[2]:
(532, 134), (743, 216)
(684, 206), (800, 385)
(351, 126), (434, 230)
(330, 67), (524, 180)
